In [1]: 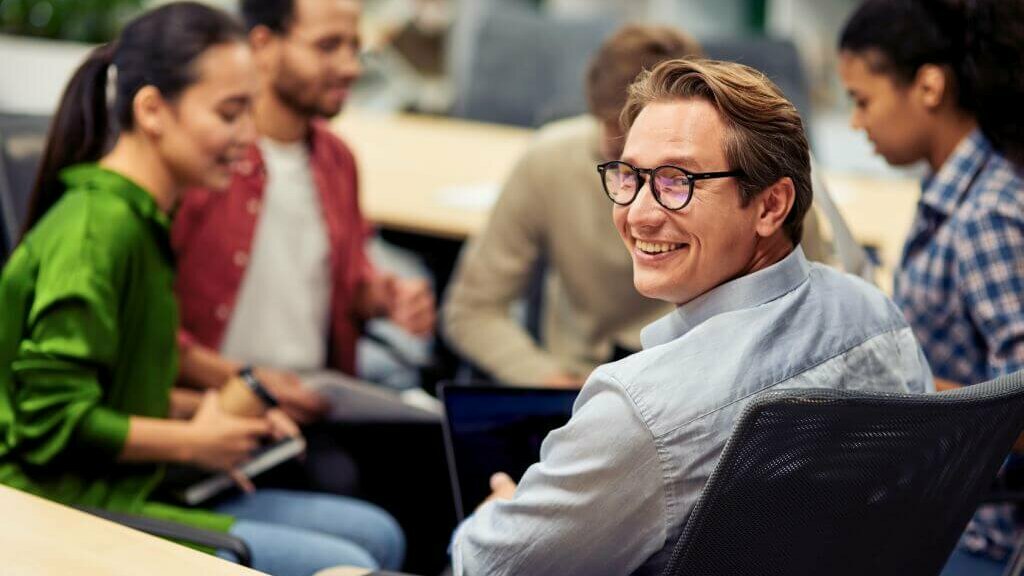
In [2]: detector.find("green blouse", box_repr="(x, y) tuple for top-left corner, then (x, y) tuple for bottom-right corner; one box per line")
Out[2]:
(0, 164), (231, 533)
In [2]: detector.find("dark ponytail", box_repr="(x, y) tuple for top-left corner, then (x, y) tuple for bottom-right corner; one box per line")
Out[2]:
(20, 1), (245, 236)
(23, 43), (115, 234)
(963, 0), (1024, 166)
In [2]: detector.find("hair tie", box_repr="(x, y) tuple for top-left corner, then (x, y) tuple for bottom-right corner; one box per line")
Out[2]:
(105, 63), (118, 110)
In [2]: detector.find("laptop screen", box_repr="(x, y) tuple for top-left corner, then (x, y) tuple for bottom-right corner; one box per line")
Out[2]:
(440, 385), (580, 520)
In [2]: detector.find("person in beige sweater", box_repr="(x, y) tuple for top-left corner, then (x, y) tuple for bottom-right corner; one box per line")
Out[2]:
(442, 25), (835, 387)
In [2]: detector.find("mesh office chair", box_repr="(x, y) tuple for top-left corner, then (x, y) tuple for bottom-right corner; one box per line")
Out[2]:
(662, 373), (1024, 576)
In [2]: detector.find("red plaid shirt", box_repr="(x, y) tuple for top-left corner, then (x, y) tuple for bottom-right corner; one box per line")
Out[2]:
(172, 120), (373, 375)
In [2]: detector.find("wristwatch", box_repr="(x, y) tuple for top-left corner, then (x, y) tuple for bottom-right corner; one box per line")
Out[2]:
(237, 365), (280, 408)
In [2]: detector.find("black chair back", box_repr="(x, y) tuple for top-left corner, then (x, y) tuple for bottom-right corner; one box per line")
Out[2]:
(663, 373), (1024, 576)
(0, 113), (50, 259)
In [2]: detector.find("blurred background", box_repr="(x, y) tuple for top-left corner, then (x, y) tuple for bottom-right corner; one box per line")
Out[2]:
(0, 0), (913, 177)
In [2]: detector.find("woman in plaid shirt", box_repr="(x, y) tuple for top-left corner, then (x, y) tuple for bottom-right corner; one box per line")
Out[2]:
(838, 1), (1024, 574)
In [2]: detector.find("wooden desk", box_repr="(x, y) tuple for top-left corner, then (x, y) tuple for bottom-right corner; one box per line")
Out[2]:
(0, 485), (264, 576)
(334, 111), (532, 240)
(334, 112), (919, 277)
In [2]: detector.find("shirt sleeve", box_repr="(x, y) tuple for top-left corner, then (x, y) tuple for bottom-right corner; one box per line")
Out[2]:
(10, 258), (130, 465)
(442, 146), (569, 383)
(956, 208), (1024, 379)
(451, 371), (667, 576)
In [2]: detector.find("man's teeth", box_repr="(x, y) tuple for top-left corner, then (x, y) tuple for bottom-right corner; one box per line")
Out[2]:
(636, 240), (683, 254)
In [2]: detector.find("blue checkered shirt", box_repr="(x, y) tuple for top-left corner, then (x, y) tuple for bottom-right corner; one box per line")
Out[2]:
(895, 130), (1024, 562)
(895, 129), (1024, 386)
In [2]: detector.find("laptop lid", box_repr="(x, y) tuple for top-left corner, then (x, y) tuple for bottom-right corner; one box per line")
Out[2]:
(439, 384), (580, 520)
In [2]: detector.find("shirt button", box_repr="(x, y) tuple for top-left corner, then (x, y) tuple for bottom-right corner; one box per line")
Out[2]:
(233, 251), (249, 267)
(215, 304), (230, 321)
(246, 198), (260, 215)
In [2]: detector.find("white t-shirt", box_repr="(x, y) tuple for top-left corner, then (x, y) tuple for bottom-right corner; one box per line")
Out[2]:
(220, 137), (332, 370)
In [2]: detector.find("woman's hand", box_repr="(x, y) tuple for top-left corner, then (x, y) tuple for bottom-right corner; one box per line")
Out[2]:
(266, 408), (303, 442)
(183, 391), (272, 471)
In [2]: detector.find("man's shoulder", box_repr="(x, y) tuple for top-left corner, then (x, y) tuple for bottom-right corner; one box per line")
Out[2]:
(524, 115), (599, 157)
(597, 267), (909, 437)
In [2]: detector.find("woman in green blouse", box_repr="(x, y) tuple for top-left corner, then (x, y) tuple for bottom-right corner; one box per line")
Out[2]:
(0, 3), (404, 574)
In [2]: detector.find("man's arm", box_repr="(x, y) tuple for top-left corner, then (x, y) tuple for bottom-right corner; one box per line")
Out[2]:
(442, 148), (583, 386)
(452, 373), (666, 575)
(353, 272), (436, 337)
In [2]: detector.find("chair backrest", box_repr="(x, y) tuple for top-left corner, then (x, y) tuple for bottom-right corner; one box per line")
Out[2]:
(809, 154), (876, 282)
(701, 36), (813, 134)
(450, 5), (814, 132)
(0, 113), (50, 259)
(662, 373), (1024, 576)
(449, 4), (619, 127)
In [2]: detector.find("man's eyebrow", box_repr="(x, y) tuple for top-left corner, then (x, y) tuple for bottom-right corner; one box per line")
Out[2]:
(619, 155), (706, 170)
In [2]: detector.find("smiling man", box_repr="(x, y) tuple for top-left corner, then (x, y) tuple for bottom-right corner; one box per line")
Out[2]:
(170, 0), (435, 498)
(450, 59), (934, 576)
(172, 0), (435, 416)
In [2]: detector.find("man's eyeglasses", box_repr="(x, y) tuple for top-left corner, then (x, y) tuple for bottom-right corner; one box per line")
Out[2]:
(596, 161), (744, 210)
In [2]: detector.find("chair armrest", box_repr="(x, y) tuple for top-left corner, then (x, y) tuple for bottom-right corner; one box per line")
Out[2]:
(75, 506), (251, 566)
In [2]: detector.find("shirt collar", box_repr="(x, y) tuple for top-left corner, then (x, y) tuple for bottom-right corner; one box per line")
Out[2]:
(60, 163), (170, 232)
(920, 128), (992, 216)
(236, 119), (328, 180)
(641, 246), (811, 348)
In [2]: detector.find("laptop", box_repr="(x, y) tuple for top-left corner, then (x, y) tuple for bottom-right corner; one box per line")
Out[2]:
(439, 384), (580, 520)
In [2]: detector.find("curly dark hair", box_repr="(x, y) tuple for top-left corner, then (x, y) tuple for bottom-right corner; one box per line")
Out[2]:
(840, 0), (1024, 165)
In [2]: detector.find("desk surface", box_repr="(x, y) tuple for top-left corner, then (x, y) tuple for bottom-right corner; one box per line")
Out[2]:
(334, 111), (919, 275)
(0, 485), (264, 576)
(335, 112), (532, 241)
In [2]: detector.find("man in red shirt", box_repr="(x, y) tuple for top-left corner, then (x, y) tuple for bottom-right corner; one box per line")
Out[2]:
(173, 0), (435, 424)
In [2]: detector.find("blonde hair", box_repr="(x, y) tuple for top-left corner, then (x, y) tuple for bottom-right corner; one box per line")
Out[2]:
(585, 25), (703, 122)
(622, 58), (812, 244)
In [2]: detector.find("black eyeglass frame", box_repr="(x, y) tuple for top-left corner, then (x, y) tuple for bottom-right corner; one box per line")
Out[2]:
(596, 160), (745, 210)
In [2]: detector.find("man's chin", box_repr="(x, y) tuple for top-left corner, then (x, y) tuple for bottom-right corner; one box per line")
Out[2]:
(315, 100), (346, 119)
(633, 277), (671, 303)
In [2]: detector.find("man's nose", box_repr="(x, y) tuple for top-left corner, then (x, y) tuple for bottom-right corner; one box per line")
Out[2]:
(627, 177), (666, 228)
(333, 47), (363, 80)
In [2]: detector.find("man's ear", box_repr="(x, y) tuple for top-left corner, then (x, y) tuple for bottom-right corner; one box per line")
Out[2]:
(913, 63), (951, 111)
(132, 85), (168, 138)
(248, 25), (278, 70)
(754, 177), (795, 238)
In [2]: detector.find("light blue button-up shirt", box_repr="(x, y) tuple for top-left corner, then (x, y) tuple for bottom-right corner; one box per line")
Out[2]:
(452, 247), (934, 576)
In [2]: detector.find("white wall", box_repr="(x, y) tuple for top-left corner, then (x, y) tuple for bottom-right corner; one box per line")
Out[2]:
(0, 34), (92, 116)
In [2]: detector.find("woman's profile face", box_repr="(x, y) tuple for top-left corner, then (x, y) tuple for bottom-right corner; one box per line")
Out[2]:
(839, 50), (933, 167)
(156, 41), (258, 191)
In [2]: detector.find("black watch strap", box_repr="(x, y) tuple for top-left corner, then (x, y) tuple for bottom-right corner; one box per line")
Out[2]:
(237, 365), (280, 408)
